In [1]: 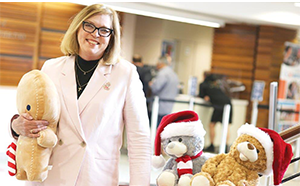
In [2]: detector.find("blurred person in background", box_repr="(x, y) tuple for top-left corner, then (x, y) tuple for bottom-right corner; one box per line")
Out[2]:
(199, 71), (233, 153)
(149, 55), (179, 127)
(10, 4), (151, 186)
(132, 54), (153, 98)
(132, 54), (154, 120)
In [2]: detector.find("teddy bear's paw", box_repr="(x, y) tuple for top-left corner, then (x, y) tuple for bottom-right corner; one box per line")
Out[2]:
(238, 179), (257, 186)
(216, 180), (235, 186)
(16, 169), (27, 180)
(190, 175), (210, 186)
(37, 129), (57, 148)
(157, 171), (176, 186)
(178, 174), (192, 186)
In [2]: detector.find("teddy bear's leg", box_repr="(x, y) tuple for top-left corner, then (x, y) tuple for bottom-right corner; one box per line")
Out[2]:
(216, 180), (235, 186)
(27, 168), (48, 182)
(190, 172), (214, 186)
(178, 174), (192, 186)
(16, 168), (27, 180)
(37, 128), (58, 148)
(157, 170), (177, 186)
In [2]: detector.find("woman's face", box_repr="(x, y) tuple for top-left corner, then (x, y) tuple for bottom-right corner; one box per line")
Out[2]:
(78, 13), (112, 61)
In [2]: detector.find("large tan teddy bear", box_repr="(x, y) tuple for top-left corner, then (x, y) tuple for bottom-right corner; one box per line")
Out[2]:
(190, 124), (293, 186)
(10, 70), (60, 182)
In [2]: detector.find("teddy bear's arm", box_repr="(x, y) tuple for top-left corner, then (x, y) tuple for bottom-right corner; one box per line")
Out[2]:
(162, 158), (175, 171)
(201, 153), (226, 176)
(239, 172), (259, 186)
(37, 128), (58, 148)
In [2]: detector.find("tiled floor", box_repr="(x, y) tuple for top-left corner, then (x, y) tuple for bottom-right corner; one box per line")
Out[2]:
(1, 150), (299, 186)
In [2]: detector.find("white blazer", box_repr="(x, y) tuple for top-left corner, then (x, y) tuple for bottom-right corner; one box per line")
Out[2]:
(26, 56), (151, 186)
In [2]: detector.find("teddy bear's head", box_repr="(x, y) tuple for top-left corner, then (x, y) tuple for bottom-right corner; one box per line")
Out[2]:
(229, 134), (268, 173)
(227, 124), (293, 185)
(16, 70), (60, 128)
(162, 135), (204, 158)
(152, 110), (206, 169)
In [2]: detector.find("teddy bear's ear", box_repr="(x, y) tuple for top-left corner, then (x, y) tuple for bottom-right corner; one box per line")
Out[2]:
(152, 155), (166, 169)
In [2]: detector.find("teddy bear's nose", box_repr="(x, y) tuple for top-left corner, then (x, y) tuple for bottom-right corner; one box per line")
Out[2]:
(247, 143), (255, 150)
(168, 143), (175, 149)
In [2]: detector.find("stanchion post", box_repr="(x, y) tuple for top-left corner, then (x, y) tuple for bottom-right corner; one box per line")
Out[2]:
(268, 82), (278, 130)
(294, 138), (300, 173)
(150, 96), (159, 153)
(189, 96), (194, 110)
(264, 82), (278, 185)
(219, 104), (230, 154)
(251, 100), (258, 126)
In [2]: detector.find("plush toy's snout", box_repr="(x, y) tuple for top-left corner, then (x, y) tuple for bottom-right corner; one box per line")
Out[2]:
(166, 141), (187, 157)
(237, 142), (258, 162)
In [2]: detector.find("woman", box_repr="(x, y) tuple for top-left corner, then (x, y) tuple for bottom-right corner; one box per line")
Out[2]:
(10, 4), (151, 186)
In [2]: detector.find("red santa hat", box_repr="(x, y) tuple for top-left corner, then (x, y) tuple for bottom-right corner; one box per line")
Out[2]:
(238, 124), (293, 186)
(152, 110), (206, 169)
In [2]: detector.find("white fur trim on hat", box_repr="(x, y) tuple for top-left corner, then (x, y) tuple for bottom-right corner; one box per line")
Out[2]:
(238, 123), (273, 176)
(152, 155), (166, 169)
(161, 120), (206, 140)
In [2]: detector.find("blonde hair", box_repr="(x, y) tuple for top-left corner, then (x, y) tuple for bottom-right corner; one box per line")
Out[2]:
(60, 4), (121, 65)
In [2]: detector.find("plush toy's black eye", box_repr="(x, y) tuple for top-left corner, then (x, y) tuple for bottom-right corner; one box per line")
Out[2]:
(168, 140), (171, 143)
(256, 149), (260, 153)
(178, 138), (182, 142)
(26, 105), (31, 111)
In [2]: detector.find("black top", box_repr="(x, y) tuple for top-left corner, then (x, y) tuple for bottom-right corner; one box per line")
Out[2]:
(199, 74), (231, 105)
(136, 65), (153, 97)
(199, 74), (232, 123)
(75, 55), (100, 98)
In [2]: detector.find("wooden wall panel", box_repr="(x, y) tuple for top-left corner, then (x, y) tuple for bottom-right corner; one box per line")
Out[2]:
(0, 2), (38, 22)
(211, 24), (258, 104)
(0, 19), (36, 56)
(40, 31), (64, 58)
(0, 56), (32, 85)
(42, 2), (85, 31)
(0, 2), (38, 85)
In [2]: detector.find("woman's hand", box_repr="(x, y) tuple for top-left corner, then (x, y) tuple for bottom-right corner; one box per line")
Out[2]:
(12, 113), (49, 138)
(204, 96), (210, 102)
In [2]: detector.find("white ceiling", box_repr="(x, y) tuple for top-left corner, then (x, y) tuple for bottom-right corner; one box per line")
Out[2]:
(145, 2), (300, 30)
(80, 2), (300, 32)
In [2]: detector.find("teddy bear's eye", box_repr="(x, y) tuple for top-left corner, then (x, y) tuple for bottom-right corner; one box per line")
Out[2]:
(26, 104), (31, 111)
(168, 140), (171, 143)
(256, 149), (260, 153)
(178, 138), (182, 142)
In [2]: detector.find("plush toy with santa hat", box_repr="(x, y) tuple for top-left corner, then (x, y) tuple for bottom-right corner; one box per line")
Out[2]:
(190, 123), (293, 186)
(152, 110), (212, 186)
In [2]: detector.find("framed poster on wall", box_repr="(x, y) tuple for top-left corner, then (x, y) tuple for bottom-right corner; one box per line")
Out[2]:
(161, 40), (177, 63)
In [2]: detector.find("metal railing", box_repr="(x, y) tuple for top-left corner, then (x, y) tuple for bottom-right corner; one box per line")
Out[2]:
(264, 82), (300, 185)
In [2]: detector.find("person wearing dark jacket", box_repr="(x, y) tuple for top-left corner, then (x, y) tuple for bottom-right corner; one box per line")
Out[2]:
(199, 72), (232, 153)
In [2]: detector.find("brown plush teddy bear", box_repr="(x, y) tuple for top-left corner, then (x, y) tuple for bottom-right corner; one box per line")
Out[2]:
(190, 124), (293, 186)
(8, 70), (60, 182)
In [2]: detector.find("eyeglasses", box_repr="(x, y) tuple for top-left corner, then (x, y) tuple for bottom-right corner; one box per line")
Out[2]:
(82, 21), (113, 37)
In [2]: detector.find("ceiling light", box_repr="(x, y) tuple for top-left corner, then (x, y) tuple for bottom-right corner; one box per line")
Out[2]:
(107, 5), (221, 28)
(295, 3), (300, 7)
